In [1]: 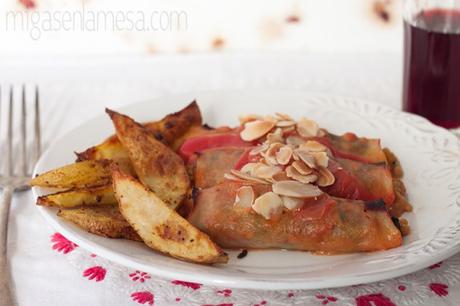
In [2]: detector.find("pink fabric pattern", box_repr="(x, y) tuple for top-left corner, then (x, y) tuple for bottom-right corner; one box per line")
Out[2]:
(131, 291), (154, 305)
(171, 280), (202, 290)
(51, 233), (77, 254)
(129, 270), (151, 283)
(429, 283), (449, 297)
(83, 266), (106, 282)
(216, 289), (232, 297)
(355, 293), (396, 306)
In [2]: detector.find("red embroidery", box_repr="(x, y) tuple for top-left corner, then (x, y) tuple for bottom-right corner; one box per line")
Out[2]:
(202, 304), (233, 306)
(175, 297), (181, 302)
(217, 289), (232, 297)
(355, 294), (396, 306)
(51, 233), (77, 254)
(316, 294), (338, 304)
(429, 283), (449, 297)
(19, 0), (35, 9)
(254, 301), (267, 306)
(171, 280), (202, 290)
(83, 266), (106, 282)
(428, 262), (443, 270)
(129, 270), (151, 283)
(288, 292), (294, 298)
(398, 285), (406, 291)
(131, 291), (154, 305)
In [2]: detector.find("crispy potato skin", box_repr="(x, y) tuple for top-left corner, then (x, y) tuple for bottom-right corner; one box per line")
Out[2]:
(76, 101), (202, 161)
(57, 206), (141, 241)
(30, 160), (112, 188)
(112, 170), (227, 264)
(37, 185), (116, 208)
(107, 109), (190, 209)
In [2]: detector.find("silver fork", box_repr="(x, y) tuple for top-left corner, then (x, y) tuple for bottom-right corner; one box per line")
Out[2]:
(0, 85), (41, 306)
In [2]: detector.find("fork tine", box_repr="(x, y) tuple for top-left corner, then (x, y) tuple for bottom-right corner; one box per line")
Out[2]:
(20, 85), (27, 176)
(33, 85), (41, 165)
(7, 87), (13, 176)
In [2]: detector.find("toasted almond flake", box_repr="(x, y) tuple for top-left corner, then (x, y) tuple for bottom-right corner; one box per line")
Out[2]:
(286, 166), (318, 184)
(252, 164), (282, 179)
(266, 128), (284, 144)
(263, 143), (283, 165)
(297, 118), (319, 137)
(239, 114), (263, 124)
(286, 136), (305, 146)
(272, 180), (323, 198)
(276, 120), (296, 128)
(317, 167), (335, 187)
(249, 143), (269, 156)
(263, 115), (278, 123)
(275, 112), (293, 121)
(281, 126), (296, 133)
(310, 152), (329, 168)
(252, 192), (283, 220)
(318, 129), (327, 137)
(234, 186), (255, 208)
(295, 149), (317, 168)
(240, 120), (276, 141)
(276, 146), (293, 165)
(230, 170), (270, 184)
(291, 160), (313, 175)
(240, 162), (259, 174)
(281, 196), (304, 210)
(224, 173), (244, 182)
(299, 140), (327, 152)
(272, 172), (290, 181)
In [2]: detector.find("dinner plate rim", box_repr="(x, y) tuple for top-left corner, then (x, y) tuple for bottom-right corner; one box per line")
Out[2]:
(32, 89), (460, 290)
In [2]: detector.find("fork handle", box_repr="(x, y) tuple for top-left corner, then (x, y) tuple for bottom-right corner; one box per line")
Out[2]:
(0, 187), (14, 306)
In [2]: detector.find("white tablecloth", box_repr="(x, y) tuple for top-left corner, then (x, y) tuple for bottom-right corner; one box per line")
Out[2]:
(1, 53), (459, 306)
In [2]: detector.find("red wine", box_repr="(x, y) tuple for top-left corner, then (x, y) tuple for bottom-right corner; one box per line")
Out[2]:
(403, 9), (460, 129)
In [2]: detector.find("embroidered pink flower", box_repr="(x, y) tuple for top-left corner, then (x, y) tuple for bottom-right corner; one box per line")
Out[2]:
(202, 304), (233, 306)
(217, 289), (232, 297)
(131, 291), (154, 305)
(171, 280), (202, 290)
(428, 262), (443, 270)
(129, 270), (151, 283)
(429, 283), (449, 297)
(83, 266), (106, 282)
(288, 292), (294, 298)
(316, 294), (338, 305)
(253, 301), (267, 306)
(355, 293), (396, 306)
(398, 285), (406, 291)
(51, 233), (77, 254)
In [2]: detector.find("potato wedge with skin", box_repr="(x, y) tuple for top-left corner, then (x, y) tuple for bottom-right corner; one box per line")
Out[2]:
(30, 160), (112, 188)
(76, 101), (202, 161)
(113, 170), (227, 264)
(107, 109), (190, 209)
(37, 185), (116, 208)
(57, 205), (141, 241)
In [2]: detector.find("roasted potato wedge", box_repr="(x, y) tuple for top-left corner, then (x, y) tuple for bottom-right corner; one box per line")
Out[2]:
(57, 205), (141, 241)
(113, 170), (227, 264)
(30, 160), (112, 188)
(37, 185), (116, 208)
(76, 101), (202, 161)
(107, 109), (190, 209)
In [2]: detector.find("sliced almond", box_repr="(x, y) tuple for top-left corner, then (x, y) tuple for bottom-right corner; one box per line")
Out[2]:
(276, 146), (293, 165)
(224, 173), (244, 182)
(266, 128), (284, 144)
(275, 112), (293, 121)
(252, 191), (283, 220)
(272, 180), (323, 198)
(240, 162), (259, 174)
(230, 170), (269, 184)
(263, 143), (283, 165)
(295, 149), (317, 168)
(299, 140), (327, 152)
(234, 186), (255, 208)
(286, 136), (305, 146)
(249, 143), (269, 156)
(272, 171), (290, 181)
(241, 120), (276, 141)
(297, 118), (319, 137)
(281, 126), (296, 133)
(276, 120), (296, 128)
(310, 152), (329, 168)
(317, 129), (327, 137)
(317, 167), (335, 187)
(291, 160), (313, 175)
(263, 115), (278, 123)
(252, 164), (282, 179)
(281, 196), (304, 210)
(239, 114), (262, 124)
(286, 166), (318, 184)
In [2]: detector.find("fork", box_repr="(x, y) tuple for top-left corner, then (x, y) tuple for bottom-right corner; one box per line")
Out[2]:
(0, 85), (41, 306)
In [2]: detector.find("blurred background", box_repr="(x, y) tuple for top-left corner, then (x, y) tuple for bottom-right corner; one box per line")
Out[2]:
(0, 0), (401, 56)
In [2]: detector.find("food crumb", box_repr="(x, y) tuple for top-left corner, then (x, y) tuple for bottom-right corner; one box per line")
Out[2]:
(237, 249), (248, 259)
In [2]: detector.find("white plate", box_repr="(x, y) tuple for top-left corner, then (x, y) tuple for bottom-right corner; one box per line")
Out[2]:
(32, 90), (460, 290)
